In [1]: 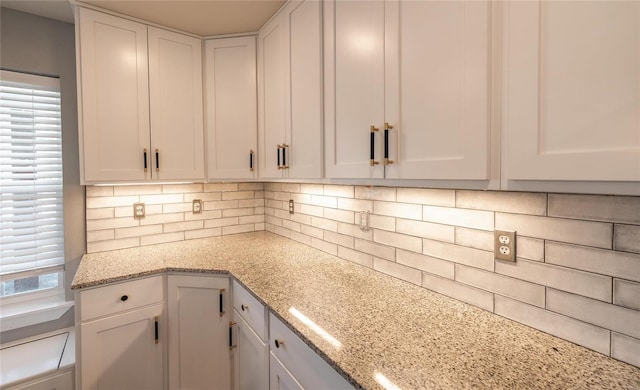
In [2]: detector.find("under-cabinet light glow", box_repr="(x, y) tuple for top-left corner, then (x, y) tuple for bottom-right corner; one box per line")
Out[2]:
(288, 307), (342, 349)
(374, 372), (401, 390)
(93, 182), (194, 186)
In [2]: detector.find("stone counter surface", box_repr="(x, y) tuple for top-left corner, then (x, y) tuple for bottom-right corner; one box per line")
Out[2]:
(72, 232), (640, 389)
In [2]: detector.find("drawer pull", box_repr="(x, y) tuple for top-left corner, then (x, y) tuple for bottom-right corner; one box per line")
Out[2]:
(241, 304), (248, 311)
(120, 295), (128, 302)
(274, 339), (284, 349)
(229, 321), (237, 351)
(154, 316), (159, 344)
(219, 288), (225, 317)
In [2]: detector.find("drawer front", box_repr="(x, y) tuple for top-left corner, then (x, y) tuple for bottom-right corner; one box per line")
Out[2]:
(233, 280), (267, 340)
(269, 313), (353, 390)
(79, 275), (163, 321)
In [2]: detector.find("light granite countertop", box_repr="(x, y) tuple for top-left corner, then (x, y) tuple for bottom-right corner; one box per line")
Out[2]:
(72, 231), (640, 389)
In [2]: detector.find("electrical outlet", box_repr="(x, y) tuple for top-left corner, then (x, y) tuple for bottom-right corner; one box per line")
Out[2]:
(133, 203), (145, 219)
(359, 210), (370, 232)
(289, 199), (294, 214)
(192, 199), (202, 214)
(495, 230), (516, 262)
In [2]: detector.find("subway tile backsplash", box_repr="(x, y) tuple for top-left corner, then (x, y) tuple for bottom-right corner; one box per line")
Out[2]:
(86, 182), (640, 368)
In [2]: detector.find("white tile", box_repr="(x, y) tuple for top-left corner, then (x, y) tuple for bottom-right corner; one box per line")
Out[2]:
(495, 258), (612, 302)
(162, 183), (203, 194)
(454, 227), (493, 251)
(185, 228), (221, 240)
(355, 186), (396, 201)
(290, 193), (312, 204)
(548, 194), (640, 224)
(223, 224), (255, 235)
(611, 333), (640, 368)
(86, 195), (139, 209)
(545, 242), (640, 282)
(204, 200), (239, 210)
(290, 231), (312, 245)
(324, 185), (354, 198)
(264, 183), (282, 192)
(310, 238), (338, 256)
(86, 186), (113, 197)
(423, 206), (494, 231)
(223, 208), (255, 217)
(87, 237), (139, 253)
(204, 217), (239, 228)
(422, 273), (494, 312)
(163, 221), (203, 233)
(255, 223), (265, 231)
(311, 217), (338, 232)
(141, 232), (184, 246)
(324, 208), (355, 224)
(455, 265), (545, 307)
(185, 192), (222, 202)
(114, 185), (162, 196)
(422, 239), (494, 272)
(369, 214), (395, 231)
(337, 222), (373, 241)
(240, 215), (265, 224)
(254, 191), (265, 199)
(300, 204), (324, 218)
(238, 182), (264, 191)
(300, 183), (323, 195)
(301, 224), (323, 239)
(495, 296), (610, 355)
(495, 213), (612, 249)
(238, 198), (265, 208)
(337, 198), (373, 212)
(281, 183), (301, 193)
(614, 224), (640, 254)
(266, 199), (284, 210)
(396, 219), (454, 242)
(396, 249), (454, 279)
(86, 217), (139, 231)
(354, 238), (395, 261)
(271, 225), (291, 238)
(205, 183), (238, 192)
(338, 246), (373, 267)
(139, 194), (184, 205)
(185, 210), (222, 221)
(86, 208), (114, 220)
(456, 190), (547, 215)
(374, 230), (422, 253)
(396, 188), (454, 207)
(324, 231), (354, 248)
(222, 191), (255, 201)
(139, 213), (184, 226)
(87, 229), (114, 243)
(163, 203), (192, 213)
(547, 288), (640, 339)
(255, 207), (265, 215)
(374, 201), (421, 220)
(517, 237), (545, 262)
(282, 219), (301, 232)
(266, 215), (283, 227)
(614, 279), (640, 311)
(311, 195), (337, 208)
(374, 258), (421, 285)
(114, 225), (162, 239)
(290, 212), (311, 225)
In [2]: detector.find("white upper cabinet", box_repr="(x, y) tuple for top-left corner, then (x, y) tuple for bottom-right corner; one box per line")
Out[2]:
(205, 36), (258, 180)
(77, 8), (150, 183)
(148, 27), (204, 181)
(77, 8), (204, 183)
(258, 0), (323, 179)
(324, 0), (491, 180)
(503, 0), (640, 182)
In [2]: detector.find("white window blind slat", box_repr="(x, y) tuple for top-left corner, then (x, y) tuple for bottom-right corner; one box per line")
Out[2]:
(0, 70), (64, 280)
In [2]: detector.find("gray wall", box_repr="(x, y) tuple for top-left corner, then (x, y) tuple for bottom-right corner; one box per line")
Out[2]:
(1, 7), (85, 342)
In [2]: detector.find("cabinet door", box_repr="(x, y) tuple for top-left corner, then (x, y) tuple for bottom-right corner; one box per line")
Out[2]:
(269, 353), (303, 390)
(384, 1), (490, 180)
(206, 37), (258, 180)
(167, 275), (231, 390)
(148, 27), (205, 181)
(504, 1), (640, 181)
(78, 8), (150, 183)
(324, 0), (385, 178)
(284, 0), (323, 179)
(80, 304), (163, 390)
(258, 14), (286, 179)
(232, 311), (268, 390)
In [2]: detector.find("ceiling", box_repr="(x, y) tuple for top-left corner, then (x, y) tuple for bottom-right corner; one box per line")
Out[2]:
(0, 0), (286, 36)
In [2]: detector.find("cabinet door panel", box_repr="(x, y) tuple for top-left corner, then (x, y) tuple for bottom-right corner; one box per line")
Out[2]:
(286, 0), (323, 179)
(167, 275), (230, 390)
(80, 304), (163, 390)
(232, 311), (268, 390)
(206, 37), (258, 180)
(269, 353), (303, 390)
(505, 1), (640, 181)
(148, 27), (204, 181)
(78, 8), (150, 182)
(385, 1), (490, 179)
(324, 0), (385, 178)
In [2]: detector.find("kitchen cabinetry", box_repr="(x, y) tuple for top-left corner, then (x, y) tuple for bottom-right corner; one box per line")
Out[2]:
(205, 37), (258, 180)
(324, 0), (491, 180)
(269, 312), (353, 389)
(231, 281), (268, 390)
(167, 274), (231, 390)
(76, 8), (204, 183)
(503, 0), (640, 183)
(258, 0), (323, 179)
(75, 275), (164, 389)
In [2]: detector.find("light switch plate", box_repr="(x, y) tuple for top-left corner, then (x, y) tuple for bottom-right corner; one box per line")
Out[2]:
(289, 200), (294, 214)
(494, 230), (516, 262)
(192, 199), (202, 214)
(133, 203), (145, 219)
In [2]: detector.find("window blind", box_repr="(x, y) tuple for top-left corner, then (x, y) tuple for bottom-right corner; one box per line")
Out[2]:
(0, 70), (64, 278)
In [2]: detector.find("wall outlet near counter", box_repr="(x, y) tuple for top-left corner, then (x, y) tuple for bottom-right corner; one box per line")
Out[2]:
(495, 230), (516, 262)
(133, 203), (145, 219)
(192, 199), (202, 214)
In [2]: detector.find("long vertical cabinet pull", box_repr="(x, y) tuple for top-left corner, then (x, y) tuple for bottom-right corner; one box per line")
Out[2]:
(282, 144), (289, 169)
(249, 150), (255, 171)
(370, 126), (379, 166)
(277, 145), (282, 169)
(155, 149), (160, 172)
(384, 122), (394, 165)
(229, 321), (237, 351)
(143, 148), (148, 172)
(154, 315), (159, 344)
(219, 288), (225, 317)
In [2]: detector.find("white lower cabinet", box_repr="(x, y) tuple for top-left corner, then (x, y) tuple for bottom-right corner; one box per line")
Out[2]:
(6, 370), (74, 390)
(167, 274), (231, 390)
(232, 311), (269, 390)
(269, 353), (303, 390)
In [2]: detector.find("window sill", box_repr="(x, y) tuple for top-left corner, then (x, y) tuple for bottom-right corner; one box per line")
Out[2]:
(0, 296), (73, 332)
